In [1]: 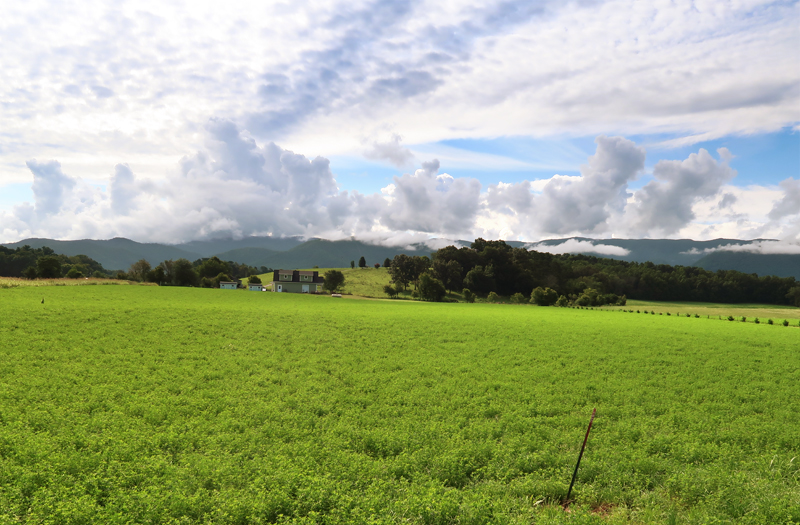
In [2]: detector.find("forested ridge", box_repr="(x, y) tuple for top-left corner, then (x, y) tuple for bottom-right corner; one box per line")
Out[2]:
(0, 245), (108, 278)
(430, 239), (800, 306)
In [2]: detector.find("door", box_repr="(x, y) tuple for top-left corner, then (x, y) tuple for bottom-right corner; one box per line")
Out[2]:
(277, 284), (282, 292)
(302, 285), (309, 293)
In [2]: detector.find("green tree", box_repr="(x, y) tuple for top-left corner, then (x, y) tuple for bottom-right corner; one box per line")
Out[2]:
(323, 270), (345, 293)
(418, 272), (446, 302)
(358, 256), (366, 268)
(787, 286), (800, 307)
(510, 292), (526, 304)
(128, 259), (151, 282)
(36, 256), (62, 279)
(248, 274), (262, 284)
(383, 284), (398, 299)
(173, 259), (199, 287)
(350, 260), (355, 269)
(555, 295), (569, 307)
(531, 287), (559, 306)
(463, 265), (495, 294)
(22, 266), (37, 280)
(383, 258), (391, 268)
(146, 266), (166, 284)
(388, 254), (414, 290)
(487, 291), (500, 303)
(197, 256), (230, 279)
(213, 273), (232, 288)
(92, 270), (105, 278)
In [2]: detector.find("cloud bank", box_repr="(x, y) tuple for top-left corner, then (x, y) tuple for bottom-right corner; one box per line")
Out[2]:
(527, 240), (631, 257)
(2, 125), (798, 245)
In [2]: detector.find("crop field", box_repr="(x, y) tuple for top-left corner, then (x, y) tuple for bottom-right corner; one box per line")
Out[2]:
(0, 286), (798, 524)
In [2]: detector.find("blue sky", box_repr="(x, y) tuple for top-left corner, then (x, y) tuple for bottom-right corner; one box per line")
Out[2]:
(1, 0), (798, 245)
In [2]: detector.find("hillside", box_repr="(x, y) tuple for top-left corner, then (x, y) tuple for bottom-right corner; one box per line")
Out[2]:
(260, 239), (433, 269)
(695, 251), (800, 279)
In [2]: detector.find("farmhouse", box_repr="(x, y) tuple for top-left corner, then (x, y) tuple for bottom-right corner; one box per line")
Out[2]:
(219, 281), (238, 290)
(272, 269), (324, 293)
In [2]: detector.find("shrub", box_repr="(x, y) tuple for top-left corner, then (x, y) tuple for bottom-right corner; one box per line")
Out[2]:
(462, 288), (476, 303)
(754, 318), (760, 324)
(741, 316), (747, 323)
(248, 274), (262, 285)
(783, 319), (789, 327)
(767, 319), (773, 325)
(530, 287), (558, 306)
(487, 291), (500, 303)
(666, 312), (671, 316)
(418, 273), (446, 302)
(374, 263), (380, 269)
(22, 266), (37, 280)
(728, 315), (735, 321)
(200, 277), (213, 288)
(694, 314), (700, 318)
(686, 313), (690, 317)
(383, 284), (398, 299)
(651, 311), (655, 315)
(510, 292), (526, 304)
(555, 295), (569, 307)
(92, 271), (105, 279)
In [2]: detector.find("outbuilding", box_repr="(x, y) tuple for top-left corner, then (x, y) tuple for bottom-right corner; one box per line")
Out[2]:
(248, 283), (264, 291)
(220, 281), (238, 290)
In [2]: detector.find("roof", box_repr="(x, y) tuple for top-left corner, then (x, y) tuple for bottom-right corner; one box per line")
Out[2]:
(272, 269), (324, 283)
(220, 281), (238, 285)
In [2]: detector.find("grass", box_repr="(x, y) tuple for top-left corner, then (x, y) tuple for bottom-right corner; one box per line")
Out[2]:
(0, 277), (154, 289)
(0, 285), (798, 524)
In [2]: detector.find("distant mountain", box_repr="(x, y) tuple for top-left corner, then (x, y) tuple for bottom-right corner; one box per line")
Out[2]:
(258, 239), (433, 269)
(694, 251), (800, 279)
(1, 237), (201, 271)
(3, 235), (796, 279)
(179, 236), (304, 257)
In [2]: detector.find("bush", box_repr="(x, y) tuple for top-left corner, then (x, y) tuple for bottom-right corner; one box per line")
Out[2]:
(783, 319), (789, 327)
(22, 266), (37, 280)
(510, 292), (526, 304)
(92, 271), (105, 278)
(728, 315), (735, 321)
(200, 277), (213, 288)
(555, 295), (569, 307)
(383, 284), (398, 299)
(695, 314), (700, 318)
(462, 288), (476, 303)
(248, 274), (262, 285)
(487, 291), (500, 303)
(741, 316), (747, 323)
(686, 313), (691, 317)
(531, 287), (558, 306)
(754, 317), (760, 324)
(767, 319), (773, 325)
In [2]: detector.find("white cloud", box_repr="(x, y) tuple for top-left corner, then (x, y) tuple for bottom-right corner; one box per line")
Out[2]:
(683, 240), (800, 256)
(0, 0), (797, 186)
(527, 239), (631, 257)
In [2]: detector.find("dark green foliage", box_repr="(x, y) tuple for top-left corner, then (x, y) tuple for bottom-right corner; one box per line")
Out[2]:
(754, 317), (760, 324)
(350, 260), (355, 269)
(768, 319), (773, 325)
(358, 256), (366, 268)
(510, 292), (526, 304)
(128, 259), (151, 282)
(92, 270), (105, 278)
(555, 295), (569, 307)
(248, 274), (262, 284)
(383, 257), (391, 268)
(783, 319), (789, 326)
(530, 287), (558, 306)
(728, 315), (735, 321)
(22, 266), (37, 280)
(487, 291), (499, 303)
(383, 284), (398, 299)
(462, 288), (476, 303)
(418, 272), (446, 302)
(36, 256), (62, 278)
(173, 258), (199, 287)
(213, 273), (233, 288)
(146, 266), (166, 284)
(323, 270), (345, 293)
(742, 316), (747, 323)
(65, 268), (84, 279)
(430, 240), (798, 306)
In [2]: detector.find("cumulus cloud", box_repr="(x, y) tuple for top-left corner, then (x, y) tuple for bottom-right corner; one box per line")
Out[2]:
(2, 130), (799, 246)
(626, 148), (737, 236)
(363, 133), (415, 168)
(527, 239), (631, 257)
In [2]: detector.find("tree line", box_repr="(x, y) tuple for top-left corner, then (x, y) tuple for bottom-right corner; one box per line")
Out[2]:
(119, 256), (265, 287)
(424, 239), (799, 306)
(1, 245), (108, 279)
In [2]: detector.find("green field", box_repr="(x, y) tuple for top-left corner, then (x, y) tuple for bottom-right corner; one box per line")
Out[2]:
(1, 286), (798, 524)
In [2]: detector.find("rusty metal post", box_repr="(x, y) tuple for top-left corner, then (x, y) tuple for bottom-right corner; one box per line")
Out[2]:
(563, 408), (596, 508)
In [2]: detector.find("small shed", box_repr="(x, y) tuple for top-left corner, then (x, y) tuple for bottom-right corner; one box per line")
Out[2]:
(220, 281), (238, 290)
(248, 283), (263, 291)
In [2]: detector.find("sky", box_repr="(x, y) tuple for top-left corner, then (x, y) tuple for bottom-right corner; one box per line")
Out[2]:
(1, 0), (799, 249)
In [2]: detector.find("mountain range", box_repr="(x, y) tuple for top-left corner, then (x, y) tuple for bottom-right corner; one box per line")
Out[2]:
(2, 236), (798, 279)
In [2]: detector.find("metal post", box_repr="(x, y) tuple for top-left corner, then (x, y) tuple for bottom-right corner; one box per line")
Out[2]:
(563, 408), (596, 508)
